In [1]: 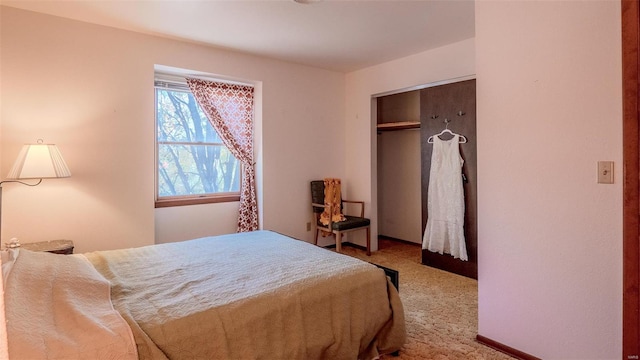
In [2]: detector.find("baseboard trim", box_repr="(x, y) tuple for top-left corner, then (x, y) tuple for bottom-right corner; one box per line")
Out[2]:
(323, 236), (420, 252)
(378, 234), (421, 246)
(476, 335), (541, 360)
(323, 242), (366, 251)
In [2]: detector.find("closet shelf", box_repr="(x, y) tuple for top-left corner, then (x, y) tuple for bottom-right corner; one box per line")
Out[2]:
(376, 121), (420, 131)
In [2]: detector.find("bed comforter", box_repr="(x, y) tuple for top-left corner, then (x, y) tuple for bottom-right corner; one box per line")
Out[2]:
(3, 230), (405, 359)
(84, 230), (405, 360)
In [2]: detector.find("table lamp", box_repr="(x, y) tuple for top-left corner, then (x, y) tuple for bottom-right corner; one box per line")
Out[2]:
(0, 139), (71, 247)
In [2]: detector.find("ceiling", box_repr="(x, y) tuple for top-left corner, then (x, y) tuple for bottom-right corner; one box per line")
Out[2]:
(0, 0), (475, 73)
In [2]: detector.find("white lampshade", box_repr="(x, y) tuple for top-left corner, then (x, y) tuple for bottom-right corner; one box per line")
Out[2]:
(6, 141), (71, 180)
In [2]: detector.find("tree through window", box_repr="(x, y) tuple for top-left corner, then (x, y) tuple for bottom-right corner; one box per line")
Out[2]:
(155, 86), (241, 205)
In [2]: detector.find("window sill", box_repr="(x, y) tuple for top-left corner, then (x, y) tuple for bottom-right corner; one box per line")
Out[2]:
(155, 194), (240, 208)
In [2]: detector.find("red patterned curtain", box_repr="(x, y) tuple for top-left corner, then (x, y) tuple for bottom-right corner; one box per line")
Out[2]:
(186, 78), (258, 232)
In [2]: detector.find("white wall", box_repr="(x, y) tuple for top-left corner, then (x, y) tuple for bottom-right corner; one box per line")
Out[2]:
(347, 2), (623, 356)
(476, 1), (622, 358)
(377, 130), (421, 244)
(345, 38), (476, 251)
(0, 7), (345, 252)
(155, 202), (240, 244)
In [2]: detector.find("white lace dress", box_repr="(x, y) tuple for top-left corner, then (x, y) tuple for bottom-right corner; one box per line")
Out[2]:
(422, 134), (468, 261)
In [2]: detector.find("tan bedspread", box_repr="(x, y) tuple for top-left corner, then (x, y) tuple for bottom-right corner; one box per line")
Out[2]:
(3, 249), (137, 360)
(84, 230), (405, 360)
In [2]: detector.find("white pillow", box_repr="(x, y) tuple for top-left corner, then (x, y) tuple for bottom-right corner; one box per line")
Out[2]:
(0, 248), (17, 284)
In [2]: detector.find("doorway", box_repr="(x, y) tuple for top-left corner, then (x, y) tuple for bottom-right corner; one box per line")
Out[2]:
(374, 77), (477, 279)
(376, 90), (422, 247)
(622, 0), (640, 357)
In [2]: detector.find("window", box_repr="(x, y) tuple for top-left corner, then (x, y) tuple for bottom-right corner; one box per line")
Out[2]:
(155, 80), (241, 207)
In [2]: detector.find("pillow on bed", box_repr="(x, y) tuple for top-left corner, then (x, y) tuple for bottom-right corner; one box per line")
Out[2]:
(3, 249), (137, 360)
(1, 249), (16, 284)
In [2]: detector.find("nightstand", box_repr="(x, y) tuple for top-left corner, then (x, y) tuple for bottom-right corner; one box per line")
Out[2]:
(20, 240), (74, 255)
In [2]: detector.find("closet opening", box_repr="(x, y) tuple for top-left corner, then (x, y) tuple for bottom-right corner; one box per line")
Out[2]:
(374, 77), (477, 279)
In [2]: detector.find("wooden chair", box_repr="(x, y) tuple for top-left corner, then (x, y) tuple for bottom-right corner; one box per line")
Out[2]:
(310, 180), (371, 255)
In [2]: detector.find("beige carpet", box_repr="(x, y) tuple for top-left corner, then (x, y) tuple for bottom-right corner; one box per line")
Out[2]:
(338, 239), (514, 360)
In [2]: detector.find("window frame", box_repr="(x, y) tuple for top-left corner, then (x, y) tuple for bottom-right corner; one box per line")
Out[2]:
(154, 80), (241, 208)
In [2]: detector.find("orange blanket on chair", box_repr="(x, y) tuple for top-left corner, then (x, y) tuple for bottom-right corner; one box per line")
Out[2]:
(320, 178), (346, 226)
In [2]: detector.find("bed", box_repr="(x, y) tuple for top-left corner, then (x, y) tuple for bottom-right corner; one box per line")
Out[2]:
(3, 230), (405, 359)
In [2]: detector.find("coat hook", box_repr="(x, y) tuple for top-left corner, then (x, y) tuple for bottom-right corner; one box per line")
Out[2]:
(431, 115), (439, 120)
(457, 111), (465, 116)
(444, 118), (451, 124)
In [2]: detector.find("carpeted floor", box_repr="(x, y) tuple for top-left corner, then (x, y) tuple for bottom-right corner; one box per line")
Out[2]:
(338, 238), (514, 360)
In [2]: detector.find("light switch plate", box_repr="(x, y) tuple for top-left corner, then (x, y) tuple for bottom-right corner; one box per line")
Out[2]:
(597, 161), (614, 184)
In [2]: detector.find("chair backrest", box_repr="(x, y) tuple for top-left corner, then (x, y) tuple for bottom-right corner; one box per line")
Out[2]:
(310, 180), (325, 214)
(311, 180), (345, 214)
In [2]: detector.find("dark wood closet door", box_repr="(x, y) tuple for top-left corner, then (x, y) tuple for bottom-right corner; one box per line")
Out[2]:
(420, 79), (477, 279)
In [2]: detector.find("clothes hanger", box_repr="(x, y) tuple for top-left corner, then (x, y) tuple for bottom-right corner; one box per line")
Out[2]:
(427, 117), (468, 143)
